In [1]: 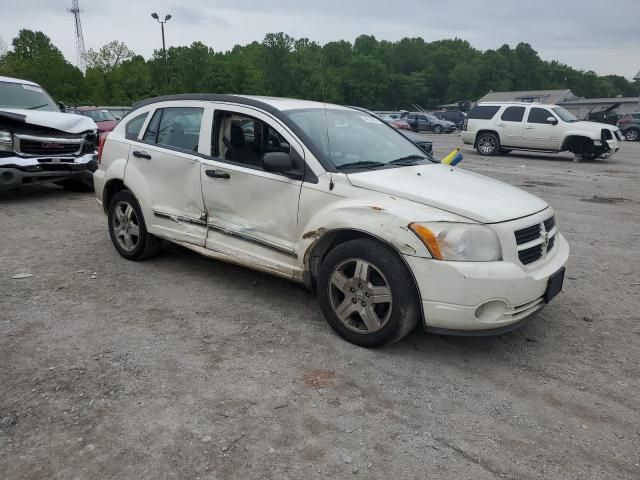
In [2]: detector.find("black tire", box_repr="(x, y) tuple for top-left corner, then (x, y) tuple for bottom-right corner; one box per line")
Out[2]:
(317, 239), (419, 348)
(56, 173), (94, 192)
(624, 128), (639, 142)
(433, 125), (443, 134)
(476, 132), (500, 156)
(107, 190), (162, 261)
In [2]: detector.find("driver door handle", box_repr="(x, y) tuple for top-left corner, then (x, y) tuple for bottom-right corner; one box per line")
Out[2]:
(205, 170), (230, 179)
(525, 126), (535, 129)
(132, 150), (151, 160)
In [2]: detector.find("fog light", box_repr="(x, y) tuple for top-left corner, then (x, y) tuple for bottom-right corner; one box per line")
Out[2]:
(1, 171), (14, 184)
(475, 300), (508, 323)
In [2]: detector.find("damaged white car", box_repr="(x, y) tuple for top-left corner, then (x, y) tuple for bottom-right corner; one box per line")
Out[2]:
(94, 95), (569, 347)
(0, 76), (98, 192)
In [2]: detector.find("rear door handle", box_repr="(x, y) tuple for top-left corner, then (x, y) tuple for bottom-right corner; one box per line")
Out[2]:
(205, 170), (230, 179)
(525, 126), (535, 130)
(497, 123), (506, 127)
(133, 150), (151, 159)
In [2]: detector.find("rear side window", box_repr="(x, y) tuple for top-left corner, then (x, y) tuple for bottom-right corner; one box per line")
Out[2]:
(528, 108), (553, 124)
(143, 107), (204, 152)
(157, 107), (203, 151)
(501, 107), (525, 122)
(125, 113), (148, 140)
(468, 106), (500, 120)
(143, 109), (162, 143)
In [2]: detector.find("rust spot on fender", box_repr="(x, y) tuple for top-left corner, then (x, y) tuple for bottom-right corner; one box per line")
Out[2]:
(302, 227), (326, 240)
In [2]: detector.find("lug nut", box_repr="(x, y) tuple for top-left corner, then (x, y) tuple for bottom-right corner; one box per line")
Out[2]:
(352, 298), (357, 304)
(350, 288), (355, 292)
(365, 292), (370, 297)
(361, 301), (366, 307)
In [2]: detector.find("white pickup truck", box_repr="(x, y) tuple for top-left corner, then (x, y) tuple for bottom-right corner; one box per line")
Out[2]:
(461, 102), (622, 162)
(0, 75), (98, 191)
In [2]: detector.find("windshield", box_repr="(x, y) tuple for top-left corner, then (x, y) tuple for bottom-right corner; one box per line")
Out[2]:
(284, 108), (433, 170)
(552, 106), (578, 122)
(81, 110), (117, 122)
(0, 81), (59, 111)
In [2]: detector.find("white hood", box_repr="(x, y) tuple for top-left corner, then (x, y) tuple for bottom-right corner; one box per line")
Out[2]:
(347, 164), (548, 223)
(0, 108), (97, 134)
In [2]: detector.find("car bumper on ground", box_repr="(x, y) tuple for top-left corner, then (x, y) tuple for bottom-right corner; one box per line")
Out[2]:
(0, 153), (97, 191)
(403, 234), (570, 333)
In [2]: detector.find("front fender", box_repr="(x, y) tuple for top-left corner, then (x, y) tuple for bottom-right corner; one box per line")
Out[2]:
(298, 192), (467, 268)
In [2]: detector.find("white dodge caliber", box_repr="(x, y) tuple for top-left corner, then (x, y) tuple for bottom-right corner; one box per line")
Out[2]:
(94, 94), (569, 347)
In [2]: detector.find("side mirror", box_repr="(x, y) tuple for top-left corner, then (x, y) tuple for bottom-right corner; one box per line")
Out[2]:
(261, 152), (302, 179)
(115, 116), (122, 121)
(546, 116), (558, 125)
(58, 101), (66, 112)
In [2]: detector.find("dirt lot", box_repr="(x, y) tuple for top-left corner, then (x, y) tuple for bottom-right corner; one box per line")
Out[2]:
(1, 136), (639, 480)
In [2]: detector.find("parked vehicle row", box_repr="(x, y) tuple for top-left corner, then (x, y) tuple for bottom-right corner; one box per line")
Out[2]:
(95, 94), (568, 347)
(461, 102), (622, 161)
(0, 75), (99, 192)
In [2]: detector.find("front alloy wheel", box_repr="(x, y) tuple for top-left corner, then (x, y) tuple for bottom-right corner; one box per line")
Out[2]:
(328, 259), (393, 334)
(433, 125), (443, 134)
(317, 238), (419, 347)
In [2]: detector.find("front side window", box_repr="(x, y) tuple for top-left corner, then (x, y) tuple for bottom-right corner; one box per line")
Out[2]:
(284, 108), (434, 170)
(551, 107), (578, 123)
(214, 112), (290, 169)
(501, 106), (525, 122)
(528, 107), (554, 124)
(125, 113), (148, 140)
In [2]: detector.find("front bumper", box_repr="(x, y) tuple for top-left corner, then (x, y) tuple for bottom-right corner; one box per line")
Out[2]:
(0, 153), (97, 190)
(404, 234), (570, 333)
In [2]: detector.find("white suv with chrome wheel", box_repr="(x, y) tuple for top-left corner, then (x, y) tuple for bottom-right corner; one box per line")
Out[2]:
(461, 102), (622, 162)
(94, 94), (569, 347)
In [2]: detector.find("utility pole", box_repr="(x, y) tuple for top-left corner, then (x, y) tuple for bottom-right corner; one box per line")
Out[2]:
(68, 0), (87, 73)
(151, 12), (172, 90)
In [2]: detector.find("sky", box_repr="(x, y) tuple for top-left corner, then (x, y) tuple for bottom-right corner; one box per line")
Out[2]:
(1, 0), (639, 79)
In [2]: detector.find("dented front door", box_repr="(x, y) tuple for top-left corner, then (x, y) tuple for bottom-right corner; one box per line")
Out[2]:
(200, 106), (303, 275)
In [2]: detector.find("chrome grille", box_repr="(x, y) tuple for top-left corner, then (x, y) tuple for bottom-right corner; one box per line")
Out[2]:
(15, 134), (83, 157)
(514, 216), (557, 265)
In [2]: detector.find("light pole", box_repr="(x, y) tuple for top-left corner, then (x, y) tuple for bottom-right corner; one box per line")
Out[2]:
(151, 12), (172, 89)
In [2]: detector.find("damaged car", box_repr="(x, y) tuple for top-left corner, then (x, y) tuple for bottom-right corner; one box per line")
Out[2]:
(95, 94), (569, 347)
(0, 76), (99, 192)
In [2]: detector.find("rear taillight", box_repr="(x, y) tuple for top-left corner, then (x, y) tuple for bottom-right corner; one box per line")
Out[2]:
(97, 132), (108, 165)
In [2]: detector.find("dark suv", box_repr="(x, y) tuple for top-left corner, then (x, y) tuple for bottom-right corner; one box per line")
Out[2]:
(433, 110), (467, 129)
(617, 113), (640, 141)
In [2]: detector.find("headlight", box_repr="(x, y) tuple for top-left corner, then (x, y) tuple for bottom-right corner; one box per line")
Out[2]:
(409, 222), (502, 261)
(0, 130), (12, 151)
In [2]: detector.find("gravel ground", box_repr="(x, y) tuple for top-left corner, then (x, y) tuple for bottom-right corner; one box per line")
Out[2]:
(1, 136), (639, 480)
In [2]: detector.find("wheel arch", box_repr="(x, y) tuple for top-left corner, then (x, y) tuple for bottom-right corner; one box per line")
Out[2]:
(302, 228), (425, 325)
(474, 129), (500, 147)
(102, 178), (128, 213)
(561, 135), (594, 153)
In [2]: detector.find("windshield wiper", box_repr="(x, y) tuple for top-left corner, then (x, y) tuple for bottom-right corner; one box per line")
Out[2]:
(388, 155), (428, 165)
(336, 161), (386, 170)
(27, 103), (50, 110)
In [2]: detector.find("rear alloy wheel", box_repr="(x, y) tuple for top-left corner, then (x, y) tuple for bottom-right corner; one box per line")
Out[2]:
(625, 128), (639, 142)
(317, 239), (419, 347)
(433, 125), (443, 134)
(108, 190), (161, 261)
(476, 133), (499, 156)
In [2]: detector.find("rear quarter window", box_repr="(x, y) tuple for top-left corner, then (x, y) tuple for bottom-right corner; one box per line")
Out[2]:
(125, 113), (149, 140)
(468, 106), (500, 120)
